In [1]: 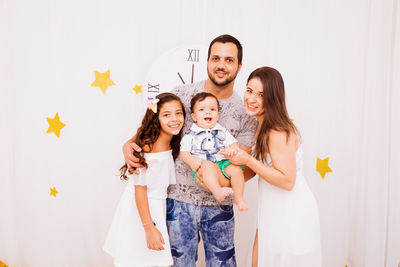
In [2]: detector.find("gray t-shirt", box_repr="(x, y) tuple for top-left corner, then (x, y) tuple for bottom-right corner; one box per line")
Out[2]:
(168, 80), (257, 206)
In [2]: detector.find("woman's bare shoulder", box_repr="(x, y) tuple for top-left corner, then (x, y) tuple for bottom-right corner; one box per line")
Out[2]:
(269, 130), (299, 150)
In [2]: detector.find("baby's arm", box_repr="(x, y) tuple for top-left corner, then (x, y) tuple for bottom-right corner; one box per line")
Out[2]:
(180, 151), (202, 172)
(180, 133), (201, 171)
(224, 129), (240, 154)
(229, 142), (240, 149)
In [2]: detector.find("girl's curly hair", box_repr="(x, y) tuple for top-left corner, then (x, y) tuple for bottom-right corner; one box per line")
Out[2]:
(119, 92), (186, 180)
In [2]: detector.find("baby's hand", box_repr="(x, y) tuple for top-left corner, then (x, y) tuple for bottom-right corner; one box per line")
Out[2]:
(220, 147), (251, 166)
(220, 147), (238, 158)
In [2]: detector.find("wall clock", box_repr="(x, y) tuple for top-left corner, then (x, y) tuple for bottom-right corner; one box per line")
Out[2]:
(143, 44), (208, 100)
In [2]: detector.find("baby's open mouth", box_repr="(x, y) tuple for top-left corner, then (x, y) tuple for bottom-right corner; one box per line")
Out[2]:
(204, 117), (212, 122)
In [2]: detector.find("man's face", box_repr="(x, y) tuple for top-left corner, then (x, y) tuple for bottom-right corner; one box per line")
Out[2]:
(207, 42), (242, 87)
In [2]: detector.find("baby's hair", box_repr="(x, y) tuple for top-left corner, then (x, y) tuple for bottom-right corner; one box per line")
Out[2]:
(119, 92), (185, 180)
(190, 92), (220, 112)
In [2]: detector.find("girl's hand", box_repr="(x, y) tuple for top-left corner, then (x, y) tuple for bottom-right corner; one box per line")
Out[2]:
(220, 147), (252, 166)
(144, 225), (165, 250)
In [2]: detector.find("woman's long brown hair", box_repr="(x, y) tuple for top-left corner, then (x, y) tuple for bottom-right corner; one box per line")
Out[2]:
(249, 67), (298, 163)
(119, 92), (186, 180)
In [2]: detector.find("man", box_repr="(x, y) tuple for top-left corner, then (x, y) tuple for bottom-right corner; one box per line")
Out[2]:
(123, 34), (256, 266)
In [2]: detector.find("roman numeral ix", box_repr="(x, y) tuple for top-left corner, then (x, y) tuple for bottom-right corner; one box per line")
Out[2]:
(147, 83), (160, 93)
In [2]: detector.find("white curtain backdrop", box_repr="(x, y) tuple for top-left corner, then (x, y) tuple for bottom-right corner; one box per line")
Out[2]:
(1, 0), (399, 266)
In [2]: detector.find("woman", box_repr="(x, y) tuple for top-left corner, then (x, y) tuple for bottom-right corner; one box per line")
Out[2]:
(221, 67), (321, 266)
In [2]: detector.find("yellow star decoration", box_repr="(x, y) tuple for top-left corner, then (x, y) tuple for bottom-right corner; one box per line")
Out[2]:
(46, 113), (66, 138)
(91, 70), (115, 94)
(50, 187), (59, 197)
(133, 84), (142, 94)
(0, 260), (9, 267)
(290, 118), (294, 122)
(316, 157), (333, 179)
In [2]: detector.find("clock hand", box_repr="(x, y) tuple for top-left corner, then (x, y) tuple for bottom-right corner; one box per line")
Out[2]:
(191, 64), (194, 84)
(177, 72), (185, 84)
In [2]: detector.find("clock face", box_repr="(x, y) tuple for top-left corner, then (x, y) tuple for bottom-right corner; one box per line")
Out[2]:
(144, 45), (208, 100)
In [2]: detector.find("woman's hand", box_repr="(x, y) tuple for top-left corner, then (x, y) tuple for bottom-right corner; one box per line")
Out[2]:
(123, 141), (144, 174)
(144, 224), (165, 250)
(220, 147), (252, 166)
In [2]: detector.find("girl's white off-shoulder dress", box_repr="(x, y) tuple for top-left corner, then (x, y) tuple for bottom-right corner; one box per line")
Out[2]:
(255, 146), (322, 266)
(104, 150), (175, 267)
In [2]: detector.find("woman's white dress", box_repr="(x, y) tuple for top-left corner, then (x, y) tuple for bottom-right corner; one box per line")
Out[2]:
(103, 150), (175, 267)
(256, 145), (321, 266)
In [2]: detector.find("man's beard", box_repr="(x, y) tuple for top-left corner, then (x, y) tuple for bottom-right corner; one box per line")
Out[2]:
(208, 68), (238, 87)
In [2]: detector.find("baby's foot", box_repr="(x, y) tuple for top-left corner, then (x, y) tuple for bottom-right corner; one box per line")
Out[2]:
(214, 187), (233, 202)
(234, 198), (248, 212)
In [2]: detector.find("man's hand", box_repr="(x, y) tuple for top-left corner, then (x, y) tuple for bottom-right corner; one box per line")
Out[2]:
(196, 162), (229, 190)
(195, 167), (209, 191)
(191, 159), (202, 172)
(123, 141), (143, 174)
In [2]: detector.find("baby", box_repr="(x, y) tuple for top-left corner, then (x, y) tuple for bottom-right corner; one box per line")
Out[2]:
(180, 92), (248, 211)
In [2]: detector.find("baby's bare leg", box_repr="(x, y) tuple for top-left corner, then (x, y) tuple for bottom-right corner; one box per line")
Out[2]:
(224, 164), (248, 211)
(201, 161), (233, 202)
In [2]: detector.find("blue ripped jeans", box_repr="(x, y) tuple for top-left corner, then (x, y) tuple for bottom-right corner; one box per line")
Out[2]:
(166, 198), (236, 267)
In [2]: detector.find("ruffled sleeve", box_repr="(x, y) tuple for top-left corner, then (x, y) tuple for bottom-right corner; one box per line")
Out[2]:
(129, 167), (148, 186)
(126, 151), (176, 188)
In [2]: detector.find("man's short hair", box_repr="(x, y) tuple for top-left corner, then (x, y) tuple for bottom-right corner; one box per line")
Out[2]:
(207, 34), (243, 65)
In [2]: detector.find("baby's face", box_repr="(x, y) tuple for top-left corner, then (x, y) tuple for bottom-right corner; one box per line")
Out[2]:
(191, 96), (220, 129)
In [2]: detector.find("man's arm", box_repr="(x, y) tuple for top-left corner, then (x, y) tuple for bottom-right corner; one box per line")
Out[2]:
(123, 135), (143, 174)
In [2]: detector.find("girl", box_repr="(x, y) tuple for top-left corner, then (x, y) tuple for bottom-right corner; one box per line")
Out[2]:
(221, 67), (322, 266)
(103, 93), (185, 267)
